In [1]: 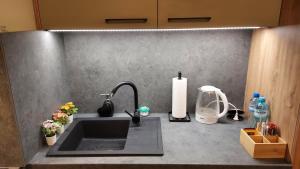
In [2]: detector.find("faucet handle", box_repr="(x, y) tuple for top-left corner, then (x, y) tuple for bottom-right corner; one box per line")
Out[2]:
(125, 110), (140, 125)
(100, 93), (111, 99)
(125, 110), (134, 118)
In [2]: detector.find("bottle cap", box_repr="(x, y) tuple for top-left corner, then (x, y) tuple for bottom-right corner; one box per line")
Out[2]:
(253, 92), (260, 98)
(258, 96), (266, 103)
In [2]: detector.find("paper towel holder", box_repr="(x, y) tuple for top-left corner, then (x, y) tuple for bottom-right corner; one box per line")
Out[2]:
(170, 71), (190, 122)
(168, 112), (191, 122)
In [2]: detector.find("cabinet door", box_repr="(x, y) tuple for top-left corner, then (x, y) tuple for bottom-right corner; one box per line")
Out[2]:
(0, 0), (36, 32)
(38, 0), (157, 29)
(158, 0), (282, 28)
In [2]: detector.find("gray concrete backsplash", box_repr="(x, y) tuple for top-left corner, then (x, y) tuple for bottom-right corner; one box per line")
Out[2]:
(1, 31), (71, 163)
(63, 30), (252, 113)
(1, 30), (251, 163)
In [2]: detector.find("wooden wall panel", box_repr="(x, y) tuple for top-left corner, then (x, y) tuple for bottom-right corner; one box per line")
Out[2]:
(294, 105), (300, 169)
(244, 25), (300, 168)
(0, 40), (24, 166)
(280, 0), (300, 25)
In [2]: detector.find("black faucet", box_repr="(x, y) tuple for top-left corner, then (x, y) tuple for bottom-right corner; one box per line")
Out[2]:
(110, 81), (140, 125)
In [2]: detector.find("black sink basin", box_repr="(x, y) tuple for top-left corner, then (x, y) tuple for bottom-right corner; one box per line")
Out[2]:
(58, 120), (130, 151)
(47, 117), (163, 156)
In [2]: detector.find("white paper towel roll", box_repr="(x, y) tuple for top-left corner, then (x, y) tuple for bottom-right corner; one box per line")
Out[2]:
(172, 77), (187, 118)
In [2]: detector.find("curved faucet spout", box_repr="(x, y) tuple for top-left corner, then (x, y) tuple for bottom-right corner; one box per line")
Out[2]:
(111, 81), (138, 110)
(110, 81), (140, 125)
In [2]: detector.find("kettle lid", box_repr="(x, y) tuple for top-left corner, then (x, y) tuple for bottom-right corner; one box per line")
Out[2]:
(199, 85), (218, 92)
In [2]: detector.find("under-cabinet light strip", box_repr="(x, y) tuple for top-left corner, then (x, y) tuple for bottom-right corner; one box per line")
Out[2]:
(48, 26), (262, 32)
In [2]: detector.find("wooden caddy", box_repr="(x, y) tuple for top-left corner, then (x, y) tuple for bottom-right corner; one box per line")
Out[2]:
(240, 128), (287, 159)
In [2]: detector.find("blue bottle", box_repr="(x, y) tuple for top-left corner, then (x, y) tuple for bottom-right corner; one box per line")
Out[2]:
(249, 92), (260, 113)
(254, 97), (269, 123)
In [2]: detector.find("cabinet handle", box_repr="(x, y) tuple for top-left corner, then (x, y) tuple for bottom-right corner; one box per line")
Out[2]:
(105, 18), (148, 24)
(168, 17), (211, 23)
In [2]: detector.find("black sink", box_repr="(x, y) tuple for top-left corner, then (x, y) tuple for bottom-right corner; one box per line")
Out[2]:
(58, 120), (130, 151)
(47, 117), (163, 156)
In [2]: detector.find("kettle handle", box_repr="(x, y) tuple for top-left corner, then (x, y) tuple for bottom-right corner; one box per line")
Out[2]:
(215, 89), (229, 118)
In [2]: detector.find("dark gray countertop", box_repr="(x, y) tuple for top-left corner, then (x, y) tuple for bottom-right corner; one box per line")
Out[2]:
(28, 113), (291, 169)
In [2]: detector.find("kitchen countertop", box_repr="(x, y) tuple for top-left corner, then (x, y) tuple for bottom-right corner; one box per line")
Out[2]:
(28, 113), (291, 169)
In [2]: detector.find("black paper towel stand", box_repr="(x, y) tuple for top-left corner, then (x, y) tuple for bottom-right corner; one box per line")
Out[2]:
(168, 112), (191, 122)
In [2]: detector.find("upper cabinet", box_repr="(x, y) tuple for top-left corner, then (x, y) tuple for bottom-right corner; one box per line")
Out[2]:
(36, 0), (157, 29)
(34, 0), (284, 29)
(0, 0), (36, 32)
(0, 0), (296, 31)
(158, 0), (282, 28)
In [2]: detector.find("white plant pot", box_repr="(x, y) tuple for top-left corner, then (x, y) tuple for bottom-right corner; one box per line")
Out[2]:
(67, 114), (73, 124)
(57, 125), (64, 134)
(45, 135), (56, 146)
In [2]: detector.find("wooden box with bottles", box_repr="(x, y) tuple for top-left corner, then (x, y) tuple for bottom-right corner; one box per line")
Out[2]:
(240, 128), (287, 159)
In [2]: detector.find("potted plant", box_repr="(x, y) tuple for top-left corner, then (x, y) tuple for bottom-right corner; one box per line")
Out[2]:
(61, 102), (78, 124)
(52, 110), (68, 133)
(52, 122), (63, 134)
(41, 120), (57, 146)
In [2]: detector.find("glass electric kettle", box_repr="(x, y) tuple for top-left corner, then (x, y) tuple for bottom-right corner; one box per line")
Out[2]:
(195, 85), (229, 124)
